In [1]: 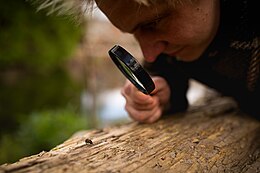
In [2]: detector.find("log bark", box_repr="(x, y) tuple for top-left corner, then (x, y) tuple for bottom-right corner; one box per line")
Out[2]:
(0, 97), (259, 173)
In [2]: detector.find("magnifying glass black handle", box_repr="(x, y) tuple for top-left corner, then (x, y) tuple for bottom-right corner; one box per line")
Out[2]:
(108, 45), (155, 95)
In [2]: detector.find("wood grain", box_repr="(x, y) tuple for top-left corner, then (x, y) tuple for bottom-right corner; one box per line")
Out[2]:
(1, 97), (259, 173)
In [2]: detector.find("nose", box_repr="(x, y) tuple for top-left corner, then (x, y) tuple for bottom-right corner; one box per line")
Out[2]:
(134, 32), (167, 62)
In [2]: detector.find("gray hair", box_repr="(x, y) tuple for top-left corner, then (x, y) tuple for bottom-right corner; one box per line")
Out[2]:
(30, 0), (93, 20)
(32, 0), (192, 20)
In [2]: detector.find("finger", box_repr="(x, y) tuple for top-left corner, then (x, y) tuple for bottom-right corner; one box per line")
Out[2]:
(126, 94), (160, 112)
(152, 76), (169, 92)
(121, 84), (154, 105)
(146, 108), (162, 123)
(125, 98), (160, 122)
(131, 90), (153, 104)
(121, 81), (132, 97)
(127, 107), (159, 123)
(151, 77), (171, 104)
(128, 98), (158, 110)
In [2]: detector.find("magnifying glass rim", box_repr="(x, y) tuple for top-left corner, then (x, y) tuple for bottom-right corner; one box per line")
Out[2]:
(108, 45), (155, 95)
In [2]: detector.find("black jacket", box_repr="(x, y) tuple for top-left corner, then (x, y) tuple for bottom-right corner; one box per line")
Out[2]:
(143, 0), (259, 119)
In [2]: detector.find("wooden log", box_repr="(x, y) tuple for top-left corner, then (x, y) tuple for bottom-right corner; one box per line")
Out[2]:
(0, 97), (259, 173)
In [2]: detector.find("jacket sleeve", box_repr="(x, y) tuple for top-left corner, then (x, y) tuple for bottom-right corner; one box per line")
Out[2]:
(143, 54), (189, 115)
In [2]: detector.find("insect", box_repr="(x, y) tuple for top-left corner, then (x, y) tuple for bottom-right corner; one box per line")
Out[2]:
(85, 138), (93, 144)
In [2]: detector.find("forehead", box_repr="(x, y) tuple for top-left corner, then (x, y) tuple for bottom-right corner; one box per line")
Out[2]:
(96, 0), (170, 32)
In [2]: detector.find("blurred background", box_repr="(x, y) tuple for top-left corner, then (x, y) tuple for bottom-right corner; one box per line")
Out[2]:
(0, 0), (139, 164)
(0, 0), (209, 165)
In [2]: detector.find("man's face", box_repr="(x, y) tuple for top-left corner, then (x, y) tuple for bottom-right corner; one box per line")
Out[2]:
(96, 0), (220, 62)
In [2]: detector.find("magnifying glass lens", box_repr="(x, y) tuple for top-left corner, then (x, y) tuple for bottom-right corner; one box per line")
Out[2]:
(108, 45), (155, 95)
(117, 59), (145, 88)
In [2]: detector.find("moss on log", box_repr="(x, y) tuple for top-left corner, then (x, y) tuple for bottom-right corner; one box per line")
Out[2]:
(0, 97), (259, 173)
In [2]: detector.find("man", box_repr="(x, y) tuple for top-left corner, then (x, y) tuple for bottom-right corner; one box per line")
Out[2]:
(39, 0), (260, 123)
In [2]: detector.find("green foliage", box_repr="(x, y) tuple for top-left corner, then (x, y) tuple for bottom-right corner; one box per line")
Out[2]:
(0, 108), (88, 164)
(0, 0), (83, 69)
(0, 0), (88, 165)
(0, 0), (85, 134)
(0, 67), (82, 134)
(0, 134), (24, 164)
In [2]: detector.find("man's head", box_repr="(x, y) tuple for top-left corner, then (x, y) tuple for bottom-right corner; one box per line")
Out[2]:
(96, 0), (220, 62)
(37, 0), (220, 62)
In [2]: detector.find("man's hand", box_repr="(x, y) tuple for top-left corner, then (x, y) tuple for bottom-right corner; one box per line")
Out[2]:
(121, 76), (170, 123)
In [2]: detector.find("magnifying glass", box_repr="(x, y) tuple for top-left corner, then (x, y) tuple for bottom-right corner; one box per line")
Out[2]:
(108, 45), (155, 95)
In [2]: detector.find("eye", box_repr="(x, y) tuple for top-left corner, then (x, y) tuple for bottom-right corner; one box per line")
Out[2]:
(141, 18), (162, 31)
(139, 11), (171, 32)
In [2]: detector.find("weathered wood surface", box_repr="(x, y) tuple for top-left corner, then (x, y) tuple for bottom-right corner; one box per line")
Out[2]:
(1, 97), (259, 173)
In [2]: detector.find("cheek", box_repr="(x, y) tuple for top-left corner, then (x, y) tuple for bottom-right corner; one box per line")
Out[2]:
(163, 24), (195, 44)
(164, 17), (211, 45)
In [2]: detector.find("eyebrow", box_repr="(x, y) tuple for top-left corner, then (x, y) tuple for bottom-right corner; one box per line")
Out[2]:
(129, 10), (171, 33)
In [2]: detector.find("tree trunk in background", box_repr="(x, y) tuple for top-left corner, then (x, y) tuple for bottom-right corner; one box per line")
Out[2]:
(1, 97), (259, 173)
